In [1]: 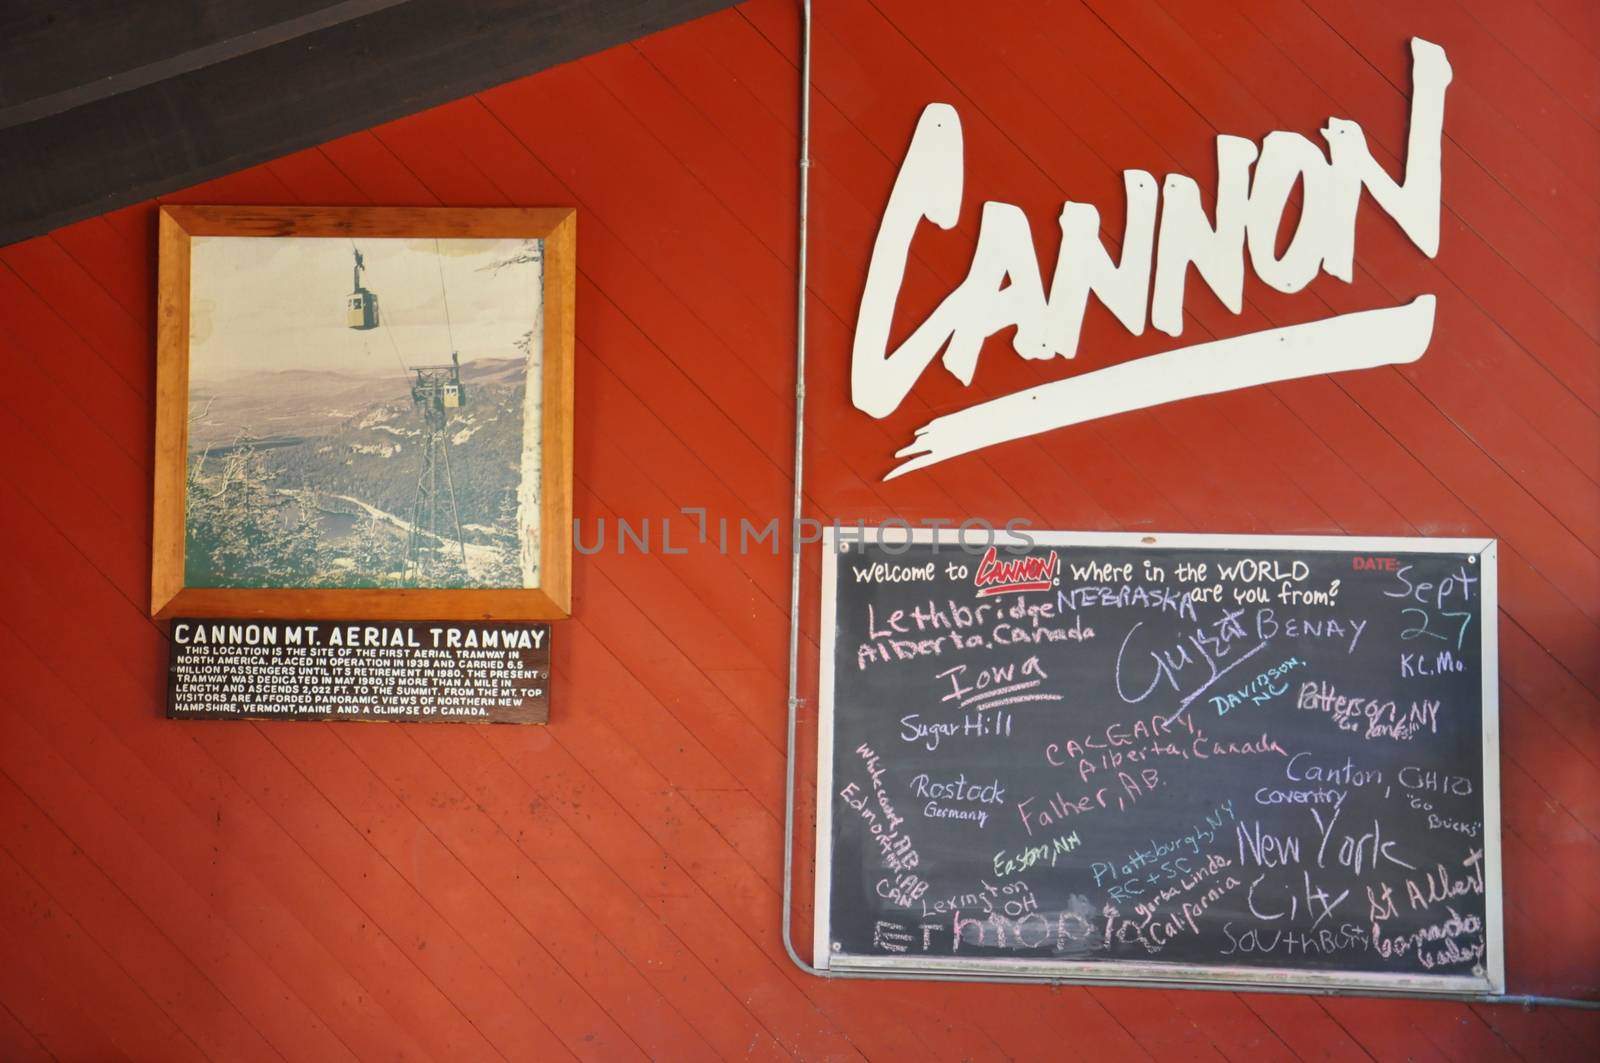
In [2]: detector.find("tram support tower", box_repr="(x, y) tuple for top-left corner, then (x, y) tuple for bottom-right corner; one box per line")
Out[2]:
(404, 352), (469, 583)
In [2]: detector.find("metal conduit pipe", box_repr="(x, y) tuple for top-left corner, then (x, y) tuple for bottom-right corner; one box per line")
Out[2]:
(775, 0), (1597, 1014)
(781, 0), (825, 981)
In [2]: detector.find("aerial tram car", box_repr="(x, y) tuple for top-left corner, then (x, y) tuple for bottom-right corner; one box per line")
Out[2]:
(410, 351), (467, 421)
(346, 246), (380, 330)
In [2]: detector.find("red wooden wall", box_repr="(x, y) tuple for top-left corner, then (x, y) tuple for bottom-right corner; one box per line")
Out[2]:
(1, 0), (1596, 1058)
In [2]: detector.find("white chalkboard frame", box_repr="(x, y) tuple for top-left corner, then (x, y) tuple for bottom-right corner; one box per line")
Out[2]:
(813, 527), (1504, 997)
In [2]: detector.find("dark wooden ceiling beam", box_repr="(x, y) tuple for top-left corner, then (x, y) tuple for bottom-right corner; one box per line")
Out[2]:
(0, 0), (739, 247)
(0, 0), (411, 130)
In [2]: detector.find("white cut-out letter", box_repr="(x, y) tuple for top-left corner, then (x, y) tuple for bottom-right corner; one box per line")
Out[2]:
(1151, 135), (1258, 336)
(1246, 131), (1337, 294)
(941, 201), (1051, 383)
(1044, 170), (1159, 359)
(1322, 38), (1453, 264)
(852, 103), (965, 418)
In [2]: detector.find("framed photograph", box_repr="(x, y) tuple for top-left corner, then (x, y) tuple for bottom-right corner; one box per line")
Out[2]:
(152, 206), (574, 620)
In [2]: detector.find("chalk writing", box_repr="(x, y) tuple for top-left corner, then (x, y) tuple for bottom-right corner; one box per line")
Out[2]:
(825, 536), (1494, 987)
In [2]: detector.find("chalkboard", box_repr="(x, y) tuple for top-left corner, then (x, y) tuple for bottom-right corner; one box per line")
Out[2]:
(814, 529), (1502, 995)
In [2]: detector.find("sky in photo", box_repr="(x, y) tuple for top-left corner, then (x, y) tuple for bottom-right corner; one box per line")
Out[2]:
(189, 235), (541, 381)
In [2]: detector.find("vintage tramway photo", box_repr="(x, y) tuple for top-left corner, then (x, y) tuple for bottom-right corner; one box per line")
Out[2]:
(152, 206), (574, 620)
(185, 235), (543, 589)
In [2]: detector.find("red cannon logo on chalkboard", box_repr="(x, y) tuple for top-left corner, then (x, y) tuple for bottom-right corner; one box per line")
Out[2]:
(974, 546), (1060, 597)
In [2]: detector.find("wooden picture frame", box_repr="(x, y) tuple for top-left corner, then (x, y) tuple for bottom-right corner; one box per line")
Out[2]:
(152, 205), (574, 620)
